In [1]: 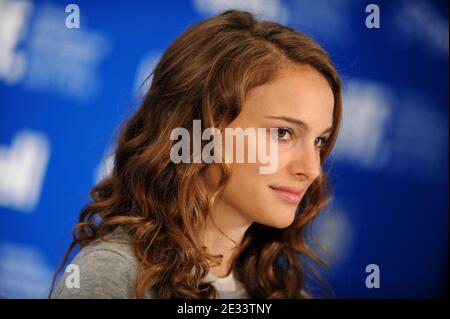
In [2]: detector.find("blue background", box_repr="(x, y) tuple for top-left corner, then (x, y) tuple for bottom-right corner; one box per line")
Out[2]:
(0, 0), (448, 298)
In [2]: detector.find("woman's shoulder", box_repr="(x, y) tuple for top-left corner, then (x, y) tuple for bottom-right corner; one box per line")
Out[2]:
(78, 228), (137, 264)
(50, 228), (146, 299)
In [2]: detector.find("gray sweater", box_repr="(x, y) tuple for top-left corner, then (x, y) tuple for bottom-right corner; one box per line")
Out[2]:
(50, 230), (248, 299)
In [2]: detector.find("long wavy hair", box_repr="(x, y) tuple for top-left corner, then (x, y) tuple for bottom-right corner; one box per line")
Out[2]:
(50, 9), (342, 299)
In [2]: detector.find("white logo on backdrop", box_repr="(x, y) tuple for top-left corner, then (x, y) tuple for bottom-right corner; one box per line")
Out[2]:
(0, 0), (32, 84)
(334, 79), (393, 169)
(391, 0), (449, 58)
(133, 52), (162, 99)
(334, 79), (447, 183)
(0, 1), (110, 102)
(0, 130), (50, 212)
(0, 241), (53, 298)
(310, 203), (354, 267)
(94, 149), (115, 184)
(193, 0), (290, 24)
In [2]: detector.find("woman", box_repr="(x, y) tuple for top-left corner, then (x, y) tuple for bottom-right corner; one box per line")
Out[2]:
(50, 9), (342, 299)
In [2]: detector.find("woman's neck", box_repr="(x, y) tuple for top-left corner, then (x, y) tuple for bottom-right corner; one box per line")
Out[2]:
(201, 198), (253, 278)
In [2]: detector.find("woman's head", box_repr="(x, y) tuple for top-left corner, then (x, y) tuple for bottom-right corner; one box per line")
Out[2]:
(202, 63), (335, 230)
(51, 9), (342, 299)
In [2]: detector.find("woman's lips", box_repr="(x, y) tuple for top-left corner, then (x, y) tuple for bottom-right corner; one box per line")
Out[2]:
(269, 185), (304, 204)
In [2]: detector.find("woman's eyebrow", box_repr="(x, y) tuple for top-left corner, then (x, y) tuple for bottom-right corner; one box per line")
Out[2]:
(264, 116), (332, 134)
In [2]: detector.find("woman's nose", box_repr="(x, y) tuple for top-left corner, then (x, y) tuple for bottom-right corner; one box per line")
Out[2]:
(287, 143), (321, 181)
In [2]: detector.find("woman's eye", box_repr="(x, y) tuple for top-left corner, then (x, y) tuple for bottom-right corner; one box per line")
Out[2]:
(315, 137), (329, 148)
(275, 128), (293, 141)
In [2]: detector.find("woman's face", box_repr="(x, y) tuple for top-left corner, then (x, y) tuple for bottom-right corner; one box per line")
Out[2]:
(202, 63), (334, 229)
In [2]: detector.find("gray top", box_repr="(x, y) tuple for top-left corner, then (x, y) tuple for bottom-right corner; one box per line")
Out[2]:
(50, 229), (248, 299)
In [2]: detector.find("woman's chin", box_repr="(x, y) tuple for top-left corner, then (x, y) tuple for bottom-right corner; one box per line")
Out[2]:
(260, 211), (296, 229)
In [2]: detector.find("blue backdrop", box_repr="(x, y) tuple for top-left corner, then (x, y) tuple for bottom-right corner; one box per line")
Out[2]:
(0, 0), (448, 298)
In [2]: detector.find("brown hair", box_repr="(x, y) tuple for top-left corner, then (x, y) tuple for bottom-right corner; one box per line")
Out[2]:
(50, 9), (342, 299)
